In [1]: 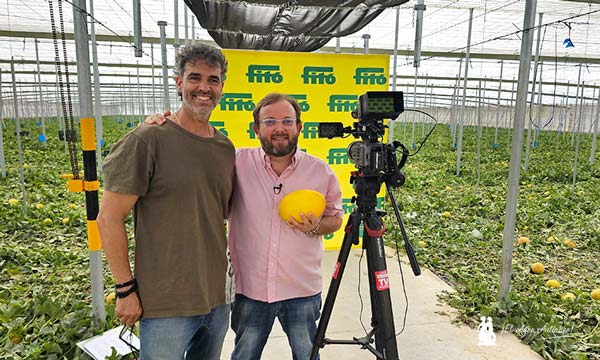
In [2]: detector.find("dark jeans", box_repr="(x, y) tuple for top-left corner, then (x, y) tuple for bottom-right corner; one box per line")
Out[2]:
(230, 293), (321, 360)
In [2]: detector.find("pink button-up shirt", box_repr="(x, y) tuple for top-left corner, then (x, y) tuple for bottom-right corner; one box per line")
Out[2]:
(228, 147), (343, 303)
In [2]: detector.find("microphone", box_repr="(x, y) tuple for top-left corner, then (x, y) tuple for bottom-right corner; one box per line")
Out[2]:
(273, 183), (283, 194)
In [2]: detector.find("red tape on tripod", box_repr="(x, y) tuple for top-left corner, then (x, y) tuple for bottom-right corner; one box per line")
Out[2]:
(365, 222), (385, 237)
(333, 261), (341, 279)
(375, 270), (390, 291)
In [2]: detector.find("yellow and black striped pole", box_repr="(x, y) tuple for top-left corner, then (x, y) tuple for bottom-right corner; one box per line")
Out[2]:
(80, 118), (101, 252)
(72, 0), (105, 325)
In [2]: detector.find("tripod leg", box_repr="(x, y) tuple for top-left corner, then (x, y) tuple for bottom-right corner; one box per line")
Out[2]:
(310, 210), (361, 360)
(364, 212), (399, 360)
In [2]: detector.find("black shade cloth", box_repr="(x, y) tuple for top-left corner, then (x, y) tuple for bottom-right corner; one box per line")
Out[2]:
(184, 0), (409, 51)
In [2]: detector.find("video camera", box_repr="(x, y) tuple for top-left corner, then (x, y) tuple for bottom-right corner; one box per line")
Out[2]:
(318, 91), (407, 188)
(312, 91), (421, 360)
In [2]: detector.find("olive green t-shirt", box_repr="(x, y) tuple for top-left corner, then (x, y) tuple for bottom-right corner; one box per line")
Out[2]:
(103, 120), (235, 318)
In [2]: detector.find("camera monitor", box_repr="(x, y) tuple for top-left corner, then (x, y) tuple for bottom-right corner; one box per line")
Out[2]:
(358, 91), (404, 121)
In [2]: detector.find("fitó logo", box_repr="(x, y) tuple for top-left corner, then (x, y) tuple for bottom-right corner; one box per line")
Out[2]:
(220, 93), (255, 111)
(302, 122), (319, 139)
(302, 66), (336, 85)
(354, 67), (387, 85)
(328, 95), (358, 112)
(327, 148), (350, 165)
(246, 65), (283, 83)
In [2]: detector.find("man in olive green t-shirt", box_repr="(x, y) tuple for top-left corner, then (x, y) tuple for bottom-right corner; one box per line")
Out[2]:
(97, 43), (235, 360)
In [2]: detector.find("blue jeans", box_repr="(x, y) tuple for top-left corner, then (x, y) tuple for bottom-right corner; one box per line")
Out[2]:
(140, 303), (230, 360)
(230, 293), (321, 360)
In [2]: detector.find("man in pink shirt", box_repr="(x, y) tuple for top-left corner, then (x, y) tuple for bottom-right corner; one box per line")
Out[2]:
(228, 93), (343, 360)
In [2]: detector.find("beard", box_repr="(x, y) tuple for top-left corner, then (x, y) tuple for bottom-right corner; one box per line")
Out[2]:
(259, 133), (299, 157)
(182, 90), (217, 117)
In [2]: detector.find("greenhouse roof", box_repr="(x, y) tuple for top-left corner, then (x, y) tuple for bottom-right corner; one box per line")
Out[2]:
(1, 0), (600, 94)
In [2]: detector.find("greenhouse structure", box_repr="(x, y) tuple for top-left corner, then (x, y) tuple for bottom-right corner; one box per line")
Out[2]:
(0, 0), (598, 359)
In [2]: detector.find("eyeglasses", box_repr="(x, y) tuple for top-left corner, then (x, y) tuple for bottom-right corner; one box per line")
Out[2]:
(260, 118), (296, 127)
(119, 325), (140, 358)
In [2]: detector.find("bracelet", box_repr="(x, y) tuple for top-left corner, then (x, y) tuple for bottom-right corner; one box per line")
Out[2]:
(305, 220), (321, 237)
(116, 281), (138, 299)
(115, 278), (136, 289)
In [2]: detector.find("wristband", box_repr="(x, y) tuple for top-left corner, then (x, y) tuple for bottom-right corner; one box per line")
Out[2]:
(115, 278), (136, 289)
(116, 281), (138, 299)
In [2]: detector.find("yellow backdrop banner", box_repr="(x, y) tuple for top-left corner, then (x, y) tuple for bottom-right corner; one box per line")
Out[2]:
(212, 49), (389, 250)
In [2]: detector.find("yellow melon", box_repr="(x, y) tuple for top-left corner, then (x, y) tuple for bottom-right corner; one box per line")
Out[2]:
(530, 262), (544, 274)
(278, 189), (326, 223)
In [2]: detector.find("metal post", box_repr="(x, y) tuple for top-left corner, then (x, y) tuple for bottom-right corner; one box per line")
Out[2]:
(34, 39), (46, 146)
(508, 78), (515, 145)
(571, 65), (583, 146)
(493, 60), (504, 148)
(158, 21), (171, 111)
(73, 0), (105, 325)
(413, 0), (425, 69)
(389, 7), (400, 144)
(137, 62), (142, 125)
(129, 72), (134, 128)
(591, 87), (600, 166)
(11, 59), (27, 213)
(499, 0), (537, 303)
(451, 58), (463, 148)
(524, 12), (543, 170)
(589, 88), (596, 134)
(411, 69), (418, 149)
(133, 0), (142, 57)
(191, 15), (196, 44)
(475, 79), (482, 194)
(422, 75), (428, 138)
(533, 60), (543, 148)
(572, 81), (585, 196)
(560, 81), (570, 135)
(456, 8), (473, 176)
(184, 5), (189, 45)
(151, 43), (157, 114)
(89, 0), (103, 171)
(411, 0), (425, 150)
(362, 33), (370, 54)
(174, 0), (180, 49)
(0, 68), (5, 178)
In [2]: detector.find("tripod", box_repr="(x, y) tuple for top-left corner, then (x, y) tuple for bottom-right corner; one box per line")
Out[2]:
(310, 171), (421, 360)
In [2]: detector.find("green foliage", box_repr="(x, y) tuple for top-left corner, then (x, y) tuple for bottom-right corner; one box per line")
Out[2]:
(1, 117), (131, 359)
(385, 123), (600, 360)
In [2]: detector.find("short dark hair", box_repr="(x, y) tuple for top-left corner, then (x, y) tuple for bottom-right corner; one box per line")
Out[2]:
(253, 93), (302, 126)
(174, 43), (228, 79)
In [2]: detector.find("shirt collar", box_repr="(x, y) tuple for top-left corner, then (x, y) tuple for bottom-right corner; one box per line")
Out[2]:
(260, 146), (302, 171)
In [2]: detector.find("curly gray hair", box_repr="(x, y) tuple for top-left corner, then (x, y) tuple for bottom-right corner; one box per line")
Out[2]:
(173, 43), (228, 80)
